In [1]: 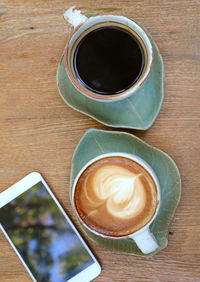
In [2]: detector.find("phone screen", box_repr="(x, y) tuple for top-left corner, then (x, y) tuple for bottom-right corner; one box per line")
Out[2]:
(0, 181), (94, 282)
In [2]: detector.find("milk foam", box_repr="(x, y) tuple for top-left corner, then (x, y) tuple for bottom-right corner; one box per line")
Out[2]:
(83, 165), (146, 220)
(75, 157), (158, 236)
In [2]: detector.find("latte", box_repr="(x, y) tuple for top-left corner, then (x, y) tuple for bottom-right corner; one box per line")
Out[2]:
(74, 156), (158, 237)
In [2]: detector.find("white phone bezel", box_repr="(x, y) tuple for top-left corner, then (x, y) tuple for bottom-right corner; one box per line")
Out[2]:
(0, 172), (101, 282)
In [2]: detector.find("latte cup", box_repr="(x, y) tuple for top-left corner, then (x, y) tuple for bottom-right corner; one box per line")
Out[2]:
(72, 152), (161, 254)
(63, 7), (153, 101)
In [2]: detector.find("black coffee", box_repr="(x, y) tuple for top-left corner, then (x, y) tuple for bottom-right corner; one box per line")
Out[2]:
(73, 26), (145, 95)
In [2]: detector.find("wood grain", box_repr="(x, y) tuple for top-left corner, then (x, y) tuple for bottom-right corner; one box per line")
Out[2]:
(0, 0), (200, 281)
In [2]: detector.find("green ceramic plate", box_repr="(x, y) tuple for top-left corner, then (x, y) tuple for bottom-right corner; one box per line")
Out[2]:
(57, 27), (164, 130)
(69, 129), (181, 257)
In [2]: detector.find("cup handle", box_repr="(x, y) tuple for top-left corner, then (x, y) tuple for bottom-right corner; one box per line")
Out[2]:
(64, 6), (88, 29)
(129, 228), (159, 254)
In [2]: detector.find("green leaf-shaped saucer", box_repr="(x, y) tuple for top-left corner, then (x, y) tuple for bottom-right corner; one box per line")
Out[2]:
(69, 129), (181, 257)
(57, 27), (164, 130)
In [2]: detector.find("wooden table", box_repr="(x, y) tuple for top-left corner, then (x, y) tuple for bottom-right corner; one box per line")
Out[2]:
(0, 0), (199, 281)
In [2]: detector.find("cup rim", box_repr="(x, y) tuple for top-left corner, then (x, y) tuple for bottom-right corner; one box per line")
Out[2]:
(64, 15), (153, 102)
(72, 152), (161, 240)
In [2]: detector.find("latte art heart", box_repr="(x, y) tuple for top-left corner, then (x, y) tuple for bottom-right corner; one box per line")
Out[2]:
(85, 166), (146, 219)
(75, 157), (158, 237)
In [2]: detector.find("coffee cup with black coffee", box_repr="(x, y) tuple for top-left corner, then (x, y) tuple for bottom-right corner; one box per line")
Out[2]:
(72, 152), (161, 254)
(64, 7), (153, 101)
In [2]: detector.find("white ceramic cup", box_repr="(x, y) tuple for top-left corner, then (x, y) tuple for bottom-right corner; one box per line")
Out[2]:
(72, 152), (161, 254)
(64, 7), (153, 102)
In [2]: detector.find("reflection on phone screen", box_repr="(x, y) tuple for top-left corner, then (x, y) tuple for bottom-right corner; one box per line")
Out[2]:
(0, 182), (94, 282)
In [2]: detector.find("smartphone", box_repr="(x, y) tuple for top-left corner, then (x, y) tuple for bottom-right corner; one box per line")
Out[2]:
(0, 172), (101, 282)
